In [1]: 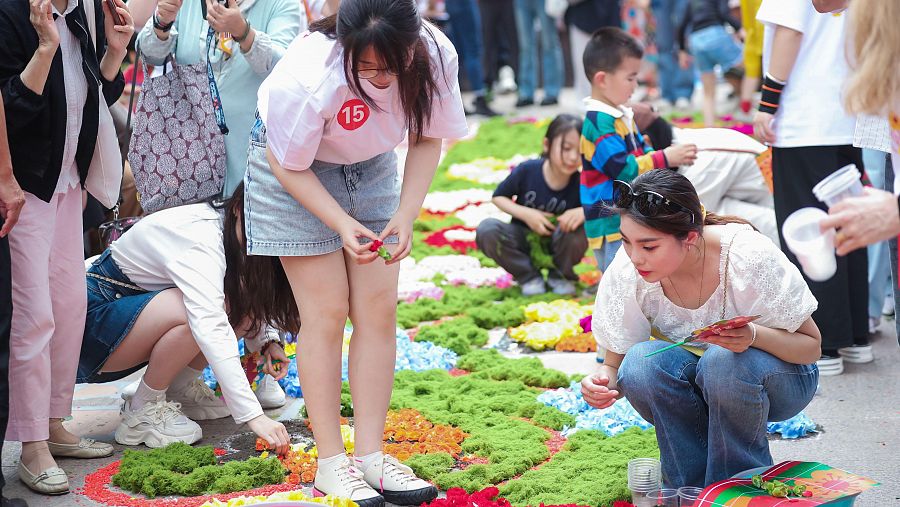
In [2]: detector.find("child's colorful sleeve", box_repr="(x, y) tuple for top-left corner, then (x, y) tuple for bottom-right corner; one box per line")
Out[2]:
(582, 113), (667, 185)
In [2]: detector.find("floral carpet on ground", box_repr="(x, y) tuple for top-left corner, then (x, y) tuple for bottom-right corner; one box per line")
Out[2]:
(78, 117), (812, 507)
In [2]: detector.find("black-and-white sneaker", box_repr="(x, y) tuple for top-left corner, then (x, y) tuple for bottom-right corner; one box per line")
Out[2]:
(360, 454), (438, 506)
(816, 355), (844, 376)
(313, 455), (383, 507)
(837, 344), (874, 364)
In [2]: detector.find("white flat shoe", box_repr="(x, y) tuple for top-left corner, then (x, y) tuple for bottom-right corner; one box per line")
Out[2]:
(47, 438), (114, 459)
(17, 461), (69, 495)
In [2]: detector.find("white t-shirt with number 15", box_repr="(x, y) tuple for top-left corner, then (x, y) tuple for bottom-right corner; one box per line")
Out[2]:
(257, 23), (469, 171)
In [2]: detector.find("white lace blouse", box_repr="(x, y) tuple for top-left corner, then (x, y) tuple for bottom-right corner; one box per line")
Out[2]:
(592, 223), (818, 354)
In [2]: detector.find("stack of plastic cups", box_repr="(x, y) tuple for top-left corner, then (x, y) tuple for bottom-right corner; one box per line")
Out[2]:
(782, 208), (837, 282)
(812, 164), (864, 207)
(677, 486), (704, 507)
(628, 458), (662, 507)
(645, 488), (679, 506)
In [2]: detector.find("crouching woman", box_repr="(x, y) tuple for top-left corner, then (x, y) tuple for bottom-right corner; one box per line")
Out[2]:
(78, 184), (295, 453)
(582, 170), (820, 487)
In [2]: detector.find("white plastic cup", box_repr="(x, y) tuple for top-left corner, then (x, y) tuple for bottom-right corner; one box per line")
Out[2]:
(812, 164), (864, 207)
(677, 486), (704, 507)
(782, 207), (837, 282)
(646, 488), (679, 507)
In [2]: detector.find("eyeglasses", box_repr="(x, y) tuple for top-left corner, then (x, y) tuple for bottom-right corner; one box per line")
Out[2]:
(356, 68), (399, 80)
(612, 180), (695, 223)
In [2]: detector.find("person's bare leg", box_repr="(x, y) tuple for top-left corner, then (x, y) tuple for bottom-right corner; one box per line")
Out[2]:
(101, 288), (199, 391)
(281, 252), (349, 458)
(701, 72), (717, 127)
(740, 76), (760, 111)
(345, 253), (400, 456)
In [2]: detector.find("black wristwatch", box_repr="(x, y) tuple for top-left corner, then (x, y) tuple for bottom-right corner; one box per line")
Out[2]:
(153, 12), (174, 32)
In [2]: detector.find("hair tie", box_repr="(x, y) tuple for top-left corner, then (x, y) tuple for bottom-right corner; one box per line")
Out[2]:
(700, 204), (707, 222)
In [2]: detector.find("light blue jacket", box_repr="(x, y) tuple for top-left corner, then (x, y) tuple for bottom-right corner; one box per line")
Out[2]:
(138, 0), (302, 196)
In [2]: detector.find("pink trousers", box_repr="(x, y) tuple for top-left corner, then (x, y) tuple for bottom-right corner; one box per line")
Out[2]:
(7, 186), (86, 442)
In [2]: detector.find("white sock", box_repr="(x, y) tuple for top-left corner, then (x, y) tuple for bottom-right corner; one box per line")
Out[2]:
(318, 452), (348, 471)
(131, 379), (166, 411)
(169, 367), (203, 393)
(354, 451), (383, 472)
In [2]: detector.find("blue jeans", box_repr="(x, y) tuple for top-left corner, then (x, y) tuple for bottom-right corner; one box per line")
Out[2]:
(618, 341), (818, 487)
(688, 25), (743, 73)
(651, 0), (694, 102)
(445, 0), (487, 94)
(864, 149), (894, 318)
(513, 0), (562, 100)
(593, 239), (622, 272)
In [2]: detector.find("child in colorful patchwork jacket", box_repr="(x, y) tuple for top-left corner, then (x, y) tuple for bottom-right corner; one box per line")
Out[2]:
(579, 27), (698, 276)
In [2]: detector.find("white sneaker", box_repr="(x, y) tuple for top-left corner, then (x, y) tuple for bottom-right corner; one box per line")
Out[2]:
(674, 97), (692, 111)
(838, 344), (874, 364)
(520, 277), (546, 296)
(360, 454), (438, 505)
(256, 374), (286, 409)
(496, 65), (517, 94)
(168, 379), (231, 420)
(883, 297), (895, 317)
(546, 277), (576, 296)
(115, 396), (203, 448)
(314, 455), (383, 507)
(816, 355), (844, 376)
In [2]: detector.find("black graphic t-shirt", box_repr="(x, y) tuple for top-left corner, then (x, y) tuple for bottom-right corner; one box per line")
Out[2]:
(493, 158), (581, 227)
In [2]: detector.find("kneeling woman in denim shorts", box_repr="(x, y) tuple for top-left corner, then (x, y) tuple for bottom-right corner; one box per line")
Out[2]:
(78, 184), (296, 454)
(243, 1), (467, 505)
(581, 170), (821, 488)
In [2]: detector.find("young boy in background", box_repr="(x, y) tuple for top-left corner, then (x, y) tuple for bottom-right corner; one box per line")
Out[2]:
(580, 27), (698, 276)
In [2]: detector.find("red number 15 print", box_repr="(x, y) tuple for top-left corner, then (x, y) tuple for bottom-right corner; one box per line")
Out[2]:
(338, 99), (370, 131)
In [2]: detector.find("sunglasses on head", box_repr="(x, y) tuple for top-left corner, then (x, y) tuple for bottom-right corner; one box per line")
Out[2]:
(612, 180), (695, 223)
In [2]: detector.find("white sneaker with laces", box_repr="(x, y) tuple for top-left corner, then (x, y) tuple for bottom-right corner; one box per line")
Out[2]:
(256, 374), (287, 409)
(167, 379), (231, 420)
(313, 455), (383, 507)
(360, 454), (438, 505)
(115, 396), (203, 448)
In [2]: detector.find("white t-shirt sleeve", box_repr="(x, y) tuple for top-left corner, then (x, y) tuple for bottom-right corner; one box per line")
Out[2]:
(756, 0), (809, 33)
(420, 25), (468, 140)
(592, 248), (651, 354)
(727, 230), (818, 333)
(165, 242), (264, 424)
(258, 34), (343, 171)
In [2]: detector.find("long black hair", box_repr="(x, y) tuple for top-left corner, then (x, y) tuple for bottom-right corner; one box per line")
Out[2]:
(217, 184), (300, 337)
(540, 113), (583, 159)
(310, 0), (442, 140)
(612, 170), (757, 240)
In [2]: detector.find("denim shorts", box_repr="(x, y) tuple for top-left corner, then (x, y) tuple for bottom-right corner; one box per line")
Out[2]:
(244, 115), (401, 256)
(689, 25), (743, 74)
(77, 249), (161, 383)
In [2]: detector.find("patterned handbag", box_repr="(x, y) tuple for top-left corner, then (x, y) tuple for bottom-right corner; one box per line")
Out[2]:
(128, 27), (229, 214)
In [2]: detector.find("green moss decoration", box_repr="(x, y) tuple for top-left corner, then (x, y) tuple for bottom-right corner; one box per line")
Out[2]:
(415, 317), (489, 355)
(464, 300), (526, 329)
(112, 443), (285, 498)
(524, 217), (559, 271)
(404, 452), (455, 479)
(390, 369), (574, 491)
(498, 428), (660, 507)
(397, 284), (562, 330)
(456, 350), (570, 389)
